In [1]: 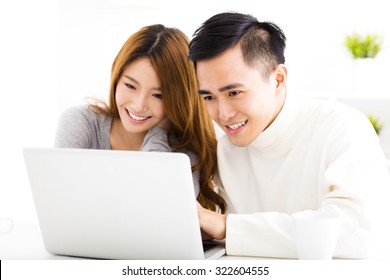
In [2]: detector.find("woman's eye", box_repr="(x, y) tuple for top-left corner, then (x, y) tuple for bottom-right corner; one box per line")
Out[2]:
(203, 95), (214, 101)
(152, 93), (162, 100)
(125, 83), (135, 89)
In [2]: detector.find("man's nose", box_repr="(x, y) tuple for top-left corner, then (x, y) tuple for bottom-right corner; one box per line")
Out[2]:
(218, 100), (236, 122)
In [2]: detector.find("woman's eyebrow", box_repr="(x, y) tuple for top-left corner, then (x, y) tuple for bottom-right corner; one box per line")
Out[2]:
(123, 74), (161, 91)
(123, 75), (139, 85)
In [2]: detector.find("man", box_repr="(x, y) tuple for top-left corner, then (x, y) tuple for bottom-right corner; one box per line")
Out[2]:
(188, 12), (390, 258)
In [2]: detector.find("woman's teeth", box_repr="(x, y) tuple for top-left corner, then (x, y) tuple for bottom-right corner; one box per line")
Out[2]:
(129, 112), (148, 121)
(227, 121), (246, 130)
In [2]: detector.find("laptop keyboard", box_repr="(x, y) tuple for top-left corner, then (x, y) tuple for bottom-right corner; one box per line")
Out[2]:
(202, 241), (217, 252)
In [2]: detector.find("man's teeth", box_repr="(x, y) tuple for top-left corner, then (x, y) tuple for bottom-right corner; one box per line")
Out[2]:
(227, 121), (246, 130)
(129, 112), (148, 121)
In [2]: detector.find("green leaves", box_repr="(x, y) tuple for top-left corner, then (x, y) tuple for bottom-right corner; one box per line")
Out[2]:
(345, 33), (383, 59)
(367, 114), (383, 135)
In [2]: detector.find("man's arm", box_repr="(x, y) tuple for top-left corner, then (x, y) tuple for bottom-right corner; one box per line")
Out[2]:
(197, 206), (227, 240)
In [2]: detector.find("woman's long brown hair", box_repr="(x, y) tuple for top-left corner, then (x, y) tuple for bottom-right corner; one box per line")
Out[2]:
(90, 24), (226, 213)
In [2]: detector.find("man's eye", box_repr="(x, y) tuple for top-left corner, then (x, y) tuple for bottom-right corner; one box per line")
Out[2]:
(229, 91), (241, 97)
(152, 93), (162, 100)
(203, 96), (214, 101)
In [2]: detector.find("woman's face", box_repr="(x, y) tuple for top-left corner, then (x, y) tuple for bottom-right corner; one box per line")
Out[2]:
(115, 58), (166, 134)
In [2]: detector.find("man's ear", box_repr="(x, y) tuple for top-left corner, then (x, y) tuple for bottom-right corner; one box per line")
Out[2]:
(274, 64), (287, 89)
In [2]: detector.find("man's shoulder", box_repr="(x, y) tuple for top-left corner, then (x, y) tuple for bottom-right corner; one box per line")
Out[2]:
(296, 97), (374, 140)
(297, 97), (367, 122)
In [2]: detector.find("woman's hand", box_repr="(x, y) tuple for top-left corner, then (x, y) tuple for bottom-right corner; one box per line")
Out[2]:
(197, 206), (227, 240)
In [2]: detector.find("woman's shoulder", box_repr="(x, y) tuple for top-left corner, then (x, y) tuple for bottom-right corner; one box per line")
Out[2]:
(59, 105), (111, 124)
(58, 104), (87, 119)
(175, 147), (199, 165)
(55, 105), (112, 149)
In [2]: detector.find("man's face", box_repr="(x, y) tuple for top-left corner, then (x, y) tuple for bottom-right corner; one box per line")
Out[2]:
(196, 44), (286, 147)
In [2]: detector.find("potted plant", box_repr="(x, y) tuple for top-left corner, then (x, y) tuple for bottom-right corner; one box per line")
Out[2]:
(345, 33), (383, 59)
(345, 32), (384, 97)
(367, 114), (383, 135)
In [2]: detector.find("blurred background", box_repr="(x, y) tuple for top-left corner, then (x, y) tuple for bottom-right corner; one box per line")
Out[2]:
(1, 0), (390, 224)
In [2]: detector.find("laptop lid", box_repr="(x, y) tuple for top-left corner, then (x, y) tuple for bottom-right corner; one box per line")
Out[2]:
(23, 147), (224, 259)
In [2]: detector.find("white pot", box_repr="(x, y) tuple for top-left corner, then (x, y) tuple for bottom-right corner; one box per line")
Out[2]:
(352, 58), (379, 98)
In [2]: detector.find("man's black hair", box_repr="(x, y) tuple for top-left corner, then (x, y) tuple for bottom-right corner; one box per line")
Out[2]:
(189, 12), (286, 75)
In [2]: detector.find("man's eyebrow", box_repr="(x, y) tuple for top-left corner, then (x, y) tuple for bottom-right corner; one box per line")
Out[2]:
(218, 83), (244, 92)
(198, 89), (211, 95)
(198, 83), (245, 95)
(123, 74), (161, 91)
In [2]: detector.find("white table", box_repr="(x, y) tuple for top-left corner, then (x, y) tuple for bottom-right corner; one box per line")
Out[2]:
(1, 223), (389, 260)
(0, 223), (81, 260)
(0, 223), (235, 260)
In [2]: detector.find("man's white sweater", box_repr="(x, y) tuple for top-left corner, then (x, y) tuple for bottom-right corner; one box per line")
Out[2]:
(218, 96), (390, 258)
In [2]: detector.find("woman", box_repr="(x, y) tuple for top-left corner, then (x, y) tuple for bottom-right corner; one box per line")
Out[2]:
(55, 24), (226, 213)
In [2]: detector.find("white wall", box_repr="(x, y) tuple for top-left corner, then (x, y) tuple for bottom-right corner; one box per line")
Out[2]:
(58, 0), (390, 113)
(1, 0), (390, 224)
(0, 0), (58, 223)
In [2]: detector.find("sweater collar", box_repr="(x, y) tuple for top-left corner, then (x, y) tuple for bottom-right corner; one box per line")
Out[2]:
(249, 94), (300, 155)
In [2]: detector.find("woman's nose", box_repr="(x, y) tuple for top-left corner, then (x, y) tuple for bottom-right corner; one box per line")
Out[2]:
(132, 94), (148, 112)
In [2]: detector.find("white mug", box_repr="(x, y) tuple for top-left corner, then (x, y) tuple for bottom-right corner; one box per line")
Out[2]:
(292, 210), (340, 260)
(0, 217), (14, 236)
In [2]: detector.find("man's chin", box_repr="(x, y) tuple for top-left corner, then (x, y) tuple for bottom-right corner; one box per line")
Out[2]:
(227, 135), (253, 148)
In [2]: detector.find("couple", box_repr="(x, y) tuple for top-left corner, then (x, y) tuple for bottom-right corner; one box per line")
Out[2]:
(55, 12), (390, 259)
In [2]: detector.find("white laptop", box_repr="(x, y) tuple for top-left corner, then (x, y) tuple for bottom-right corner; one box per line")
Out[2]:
(23, 147), (225, 260)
